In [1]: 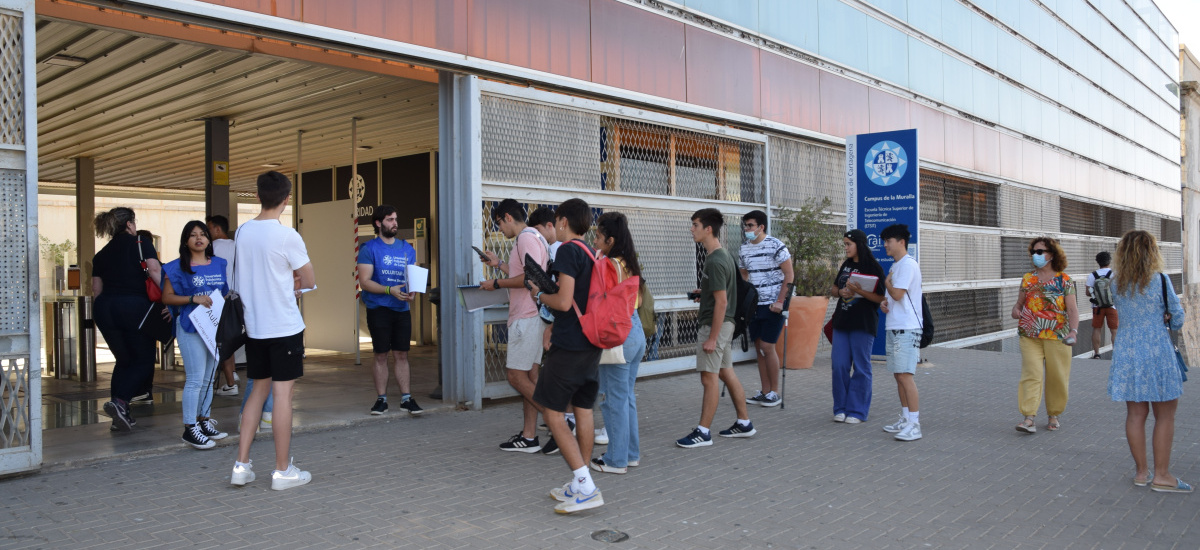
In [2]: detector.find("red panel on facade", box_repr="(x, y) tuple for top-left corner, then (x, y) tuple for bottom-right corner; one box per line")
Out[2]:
(973, 124), (1000, 176)
(684, 27), (760, 117)
(760, 52), (820, 131)
(200, 0), (301, 19)
(943, 115), (974, 170)
(590, 0), (686, 102)
(468, 0), (590, 80)
(301, 0), (467, 53)
(909, 103), (944, 163)
(818, 72), (868, 138)
(999, 133), (1022, 181)
(867, 87), (909, 134)
(1022, 141), (1043, 186)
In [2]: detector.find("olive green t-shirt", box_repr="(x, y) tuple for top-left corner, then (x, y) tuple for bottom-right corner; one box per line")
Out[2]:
(699, 247), (737, 326)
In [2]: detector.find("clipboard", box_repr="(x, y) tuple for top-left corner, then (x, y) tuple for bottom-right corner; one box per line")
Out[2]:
(458, 285), (510, 312)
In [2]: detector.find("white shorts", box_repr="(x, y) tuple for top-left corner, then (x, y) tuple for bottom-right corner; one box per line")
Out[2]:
(506, 316), (545, 372)
(886, 329), (922, 374)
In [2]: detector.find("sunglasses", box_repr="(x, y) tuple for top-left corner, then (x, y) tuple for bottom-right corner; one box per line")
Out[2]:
(1030, 249), (1048, 255)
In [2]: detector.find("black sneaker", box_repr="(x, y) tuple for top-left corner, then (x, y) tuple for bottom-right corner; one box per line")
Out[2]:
(399, 398), (424, 415)
(182, 424), (215, 449)
(759, 393), (781, 407)
(745, 391), (766, 405)
(499, 433), (541, 453)
(198, 418), (228, 440)
(541, 436), (560, 455)
(718, 420), (757, 438)
(104, 400), (133, 432)
(370, 398), (388, 415)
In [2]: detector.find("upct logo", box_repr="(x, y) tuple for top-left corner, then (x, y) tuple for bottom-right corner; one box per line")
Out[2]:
(864, 141), (908, 186)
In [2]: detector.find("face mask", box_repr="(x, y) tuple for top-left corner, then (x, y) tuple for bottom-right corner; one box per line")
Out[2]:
(744, 231), (757, 241)
(1032, 253), (1048, 268)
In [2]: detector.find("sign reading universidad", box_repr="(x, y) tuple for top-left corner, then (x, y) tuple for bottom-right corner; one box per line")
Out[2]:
(845, 128), (920, 274)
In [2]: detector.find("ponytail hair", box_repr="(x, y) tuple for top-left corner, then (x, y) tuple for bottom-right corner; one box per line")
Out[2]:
(93, 207), (135, 239)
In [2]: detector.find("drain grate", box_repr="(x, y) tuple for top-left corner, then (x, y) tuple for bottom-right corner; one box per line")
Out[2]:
(591, 530), (629, 543)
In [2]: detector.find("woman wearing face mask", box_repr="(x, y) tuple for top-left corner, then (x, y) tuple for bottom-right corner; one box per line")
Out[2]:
(1010, 237), (1079, 433)
(827, 229), (885, 424)
(161, 221), (230, 449)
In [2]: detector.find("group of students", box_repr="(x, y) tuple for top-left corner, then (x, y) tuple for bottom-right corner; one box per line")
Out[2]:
(92, 172), (315, 490)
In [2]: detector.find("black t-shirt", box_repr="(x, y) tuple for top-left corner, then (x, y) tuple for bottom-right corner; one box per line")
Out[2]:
(831, 258), (884, 334)
(550, 239), (597, 351)
(92, 233), (158, 298)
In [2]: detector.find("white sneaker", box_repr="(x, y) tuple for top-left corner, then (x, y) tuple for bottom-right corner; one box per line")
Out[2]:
(844, 416), (862, 425)
(233, 372), (240, 383)
(271, 459), (312, 490)
(261, 412), (273, 430)
(882, 415), (907, 433)
(895, 421), (922, 441)
(833, 413), (846, 422)
(554, 488), (604, 514)
(216, 385), (239, 396)
(230, 461), (255, 486)
(594, 427), (608, 445)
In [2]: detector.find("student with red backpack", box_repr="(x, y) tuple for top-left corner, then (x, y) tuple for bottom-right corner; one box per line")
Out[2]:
(526, 199), (638, 514)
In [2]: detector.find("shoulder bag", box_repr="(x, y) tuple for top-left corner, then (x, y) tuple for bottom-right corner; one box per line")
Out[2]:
(137, 237), (162, 302)
(216, 230), (248, 363)
(1160, 273), (1188, 382)
(598, 257), (628, 365)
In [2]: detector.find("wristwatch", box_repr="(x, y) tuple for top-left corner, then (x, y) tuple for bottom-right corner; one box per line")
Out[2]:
(493, 279), (501, 290)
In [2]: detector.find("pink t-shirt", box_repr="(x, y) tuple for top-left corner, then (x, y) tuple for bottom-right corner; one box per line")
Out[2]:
(505, 228), (549, 322)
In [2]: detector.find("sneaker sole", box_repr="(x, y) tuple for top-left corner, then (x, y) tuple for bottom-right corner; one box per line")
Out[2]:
(590, 463), (627, 475)
(882, 426), (903, 433)
(370, 411), (386, 415)
(182, 437), (215, 449)
(230, 472), (255, 486)
(500, 446), (542, 453)
(760, 401), (782, 407)
(676, 440), (713, 448)
(895, 435), (922, 441)
(555, 494), (604, 514)
(719, 429), (757, 438)
(271, 477), (312, 490)
(595, 439), (608, 445)
(103, 402), (133, 431)
(543, 448), (561, 455)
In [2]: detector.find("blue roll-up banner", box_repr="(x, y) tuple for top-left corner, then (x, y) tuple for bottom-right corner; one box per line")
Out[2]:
(846, 129), (919, 355)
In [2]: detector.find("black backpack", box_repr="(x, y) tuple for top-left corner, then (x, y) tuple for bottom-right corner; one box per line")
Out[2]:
(906, 293), (935, 349)
(733, 277), (759, 352)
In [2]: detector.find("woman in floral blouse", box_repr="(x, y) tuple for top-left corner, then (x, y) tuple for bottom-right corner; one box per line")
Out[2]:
(1010, 237), (1080, 433)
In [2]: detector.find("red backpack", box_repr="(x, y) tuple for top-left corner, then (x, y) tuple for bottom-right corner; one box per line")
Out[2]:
(569, 240), (640, 349)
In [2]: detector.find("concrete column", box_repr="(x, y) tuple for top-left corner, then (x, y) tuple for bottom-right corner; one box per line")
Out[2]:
(75, 157), (95, 296)
(205, 118), (231, 221)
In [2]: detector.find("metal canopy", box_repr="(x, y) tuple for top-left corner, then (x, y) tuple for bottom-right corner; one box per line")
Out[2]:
(36, 20), (439, 191)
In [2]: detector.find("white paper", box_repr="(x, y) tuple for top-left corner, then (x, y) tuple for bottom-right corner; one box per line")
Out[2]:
(848, 273), (879, 291)
(188, 290), (225, 359)
(406, 265), (430, 293)
(298, 286), (317, 294)
(458, 285), (510, 312)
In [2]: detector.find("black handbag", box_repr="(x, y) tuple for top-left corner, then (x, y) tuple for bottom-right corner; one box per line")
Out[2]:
(216, 230), (248, 362)
(138, 301), (173, 343)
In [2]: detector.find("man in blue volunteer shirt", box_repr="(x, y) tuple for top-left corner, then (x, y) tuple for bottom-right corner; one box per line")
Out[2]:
(357, 205), (424, 416)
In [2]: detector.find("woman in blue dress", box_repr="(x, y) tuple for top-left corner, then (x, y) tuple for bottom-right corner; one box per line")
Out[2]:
(162, 221), (230, 450)
(1108, 230), (1189, 493)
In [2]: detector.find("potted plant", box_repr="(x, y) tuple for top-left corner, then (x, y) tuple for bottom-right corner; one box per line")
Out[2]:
(769, 197), (843, 368)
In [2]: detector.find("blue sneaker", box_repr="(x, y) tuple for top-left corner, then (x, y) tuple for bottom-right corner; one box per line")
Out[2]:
(718, 420), (757, 438)
(554, 487), (604, 514)
(675, 428), (712, 448)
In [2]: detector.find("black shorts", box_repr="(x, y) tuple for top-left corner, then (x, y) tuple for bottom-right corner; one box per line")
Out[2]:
(366, 307), (412, 353)
(533, 344), (602, 412)
(245, 331), (305, 382)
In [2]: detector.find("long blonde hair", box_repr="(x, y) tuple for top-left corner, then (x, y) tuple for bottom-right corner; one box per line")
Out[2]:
(1113, 230), (1162, 295)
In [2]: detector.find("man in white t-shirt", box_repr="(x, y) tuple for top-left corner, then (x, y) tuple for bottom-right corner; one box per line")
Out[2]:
(482, 199), (551, 453)
(229, 171), (316, 491)
(1085, 251), (1118, 359)
(878, 224), (923, 442)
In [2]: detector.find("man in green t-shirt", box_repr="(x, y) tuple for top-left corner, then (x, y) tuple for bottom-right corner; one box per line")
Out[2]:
(676, 208), (757, 448)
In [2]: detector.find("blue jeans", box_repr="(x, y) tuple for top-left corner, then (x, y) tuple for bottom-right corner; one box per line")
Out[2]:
(241, 379), (274, 413)
(176, 324), (218, 424)
(831, 328), (874, 421)
(598, 313), (647, 468)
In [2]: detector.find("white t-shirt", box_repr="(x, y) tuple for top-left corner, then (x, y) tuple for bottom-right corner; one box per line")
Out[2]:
(211, 238), (235, 284)
(1085, 267), (1112, 290)
(885, 255), (923, 330)
(548, 240), (561, 262)
(234, 219), (311, 339)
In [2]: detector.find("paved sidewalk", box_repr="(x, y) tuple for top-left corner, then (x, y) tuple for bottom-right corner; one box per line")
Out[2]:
(2, 348), (1198, 549)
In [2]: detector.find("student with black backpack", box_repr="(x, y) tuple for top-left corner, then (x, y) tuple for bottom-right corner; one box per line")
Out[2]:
(1086, 251), (1118, 359)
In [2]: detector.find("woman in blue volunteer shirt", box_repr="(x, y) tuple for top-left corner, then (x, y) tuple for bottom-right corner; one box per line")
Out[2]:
(162, 221), (230, 450)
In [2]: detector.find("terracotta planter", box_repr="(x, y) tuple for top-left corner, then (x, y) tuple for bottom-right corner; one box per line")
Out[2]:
(775, 296), (830, 369)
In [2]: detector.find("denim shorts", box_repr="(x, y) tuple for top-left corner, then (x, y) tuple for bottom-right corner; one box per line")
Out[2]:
(886, 329), (922, 374)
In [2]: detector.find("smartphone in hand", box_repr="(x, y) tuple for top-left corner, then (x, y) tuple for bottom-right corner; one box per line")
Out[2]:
(471, 245), (489, 261)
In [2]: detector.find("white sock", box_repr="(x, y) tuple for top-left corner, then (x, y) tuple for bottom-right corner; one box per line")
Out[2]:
(902, 407), (911, 420)
(765, 391), (777, 399)
(737, 418), (751, 427)
(909, 411), (920, 424)
(572, 466), (596, 494)
(697, 425), (710, 436)
(234, 460), (250, 469)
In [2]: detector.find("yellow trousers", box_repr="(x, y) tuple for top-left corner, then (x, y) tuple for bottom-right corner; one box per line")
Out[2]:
(1018, 336), (1072, 417)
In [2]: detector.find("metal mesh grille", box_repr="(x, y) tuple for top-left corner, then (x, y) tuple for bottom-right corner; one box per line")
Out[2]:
(920, 231), (1001, 283)
(0, 170), (26, 334)
(769, 137), (845, 212)
(998, 186), (1059, 232)
(480, 95), (602, 189)
(926, 289), (1004, 344)
(919, 173), (998, 227)
(483, 322), (508, 384)
(0, 14), (22, 146)
(1162, 219), (1182, 242)
(0, 356), (30, 448)
(1162, 244), (1183, 272)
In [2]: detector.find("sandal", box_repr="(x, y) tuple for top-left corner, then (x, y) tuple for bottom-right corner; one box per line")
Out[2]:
(1091, 354), (1102, 359)
(1015, 416), (1037, 434)
(1047, 416), (1060, 431)
(1133, 471), (1153, 487)
(1150, 478), (1194, 493)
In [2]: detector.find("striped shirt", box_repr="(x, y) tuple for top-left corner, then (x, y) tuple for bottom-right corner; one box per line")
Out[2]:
(737, 235), (792, 305)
